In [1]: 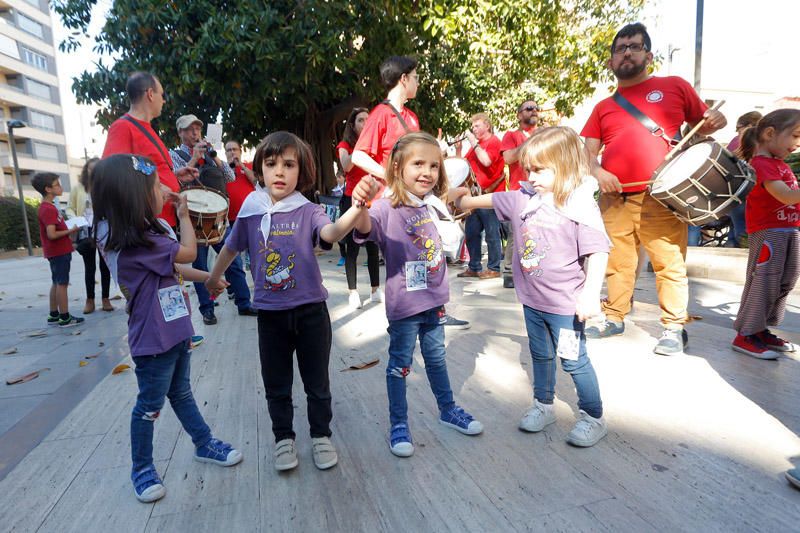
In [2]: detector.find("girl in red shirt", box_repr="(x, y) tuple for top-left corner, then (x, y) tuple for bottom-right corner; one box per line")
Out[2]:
(732, 109), (800, 358)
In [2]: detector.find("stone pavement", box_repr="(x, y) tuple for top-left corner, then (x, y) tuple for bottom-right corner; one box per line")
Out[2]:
(0, 249), (798, 532)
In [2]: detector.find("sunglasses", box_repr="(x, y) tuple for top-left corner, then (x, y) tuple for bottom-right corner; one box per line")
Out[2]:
(522, 105), (539, 112)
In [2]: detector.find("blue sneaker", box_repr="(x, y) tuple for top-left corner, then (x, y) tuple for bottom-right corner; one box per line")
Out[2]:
(787, 467), (800, 490)
(439, 405), (483, 435)
(190, 335), (204, 349)
(131, 465), (166, 503)
(389, 423), (414, 457)
(337, 257), (346, 267)
(584, 319), (624, 339)
(194, 438), (243, 467)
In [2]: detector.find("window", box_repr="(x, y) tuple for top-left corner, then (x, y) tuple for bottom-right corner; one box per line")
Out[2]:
(17, 14), (43, 39)
(30, 111), (55, 131)
(21, 48), (46, 71)
(33, 141), (59, 160)
(0, 34), (20, 60)
(22, 0), (41, 7)
(26, 78), (51, 100)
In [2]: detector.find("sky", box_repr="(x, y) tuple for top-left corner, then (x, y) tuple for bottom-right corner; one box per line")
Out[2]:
(52, 0), (800, 159)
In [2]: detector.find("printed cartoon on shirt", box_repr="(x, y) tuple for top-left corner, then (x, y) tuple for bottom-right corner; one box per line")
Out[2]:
(260, 222), (299, 291)
(404, 212), (444, 274)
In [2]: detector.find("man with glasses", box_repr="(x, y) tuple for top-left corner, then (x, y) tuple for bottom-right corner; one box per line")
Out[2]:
(581, 23), (726, 355)
(498, 99), (540, 288)
(102, 71), (199, 227)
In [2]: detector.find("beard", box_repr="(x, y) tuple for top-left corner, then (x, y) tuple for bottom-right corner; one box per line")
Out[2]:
(613, 59), (647, 80)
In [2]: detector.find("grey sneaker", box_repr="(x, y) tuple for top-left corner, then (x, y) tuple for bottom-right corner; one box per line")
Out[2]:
(566, 410), (607, 447)
(653, 328), (688, 356)
(274, 439), (298, 471)
(584, 319), (624, 339)
(311, 437), (338, 470)
(518, 399), (556, 433)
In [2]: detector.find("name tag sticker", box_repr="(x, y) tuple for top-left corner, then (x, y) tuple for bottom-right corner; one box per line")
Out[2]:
(557, 328), (580, 361)
(158, 285), (190, 322)
(405, 261), (427, 291)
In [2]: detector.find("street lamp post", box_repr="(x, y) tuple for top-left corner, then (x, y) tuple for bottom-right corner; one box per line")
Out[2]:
(8, 119), (32, 256)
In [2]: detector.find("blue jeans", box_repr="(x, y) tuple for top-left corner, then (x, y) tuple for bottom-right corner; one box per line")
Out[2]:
(687, 225), (701, 246)
(193, 223), (251, 315)
(465, 208), (503, 272)
(522, 306), (603, 418)
(726, 202), (746, 248)
(131, 340), (212, 473)
(386, 307), (455, 426)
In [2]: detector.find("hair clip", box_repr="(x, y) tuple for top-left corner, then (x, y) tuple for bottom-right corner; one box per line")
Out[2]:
(131, 156), (156, 176)
(391, 140), (401, 156)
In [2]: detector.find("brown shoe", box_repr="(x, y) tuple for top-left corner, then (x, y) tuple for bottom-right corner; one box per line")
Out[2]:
(101, 298), (115, 312)
(479, 270), (501, 279)
(83, 299), (95, 314)
(457, 269), (480, 278)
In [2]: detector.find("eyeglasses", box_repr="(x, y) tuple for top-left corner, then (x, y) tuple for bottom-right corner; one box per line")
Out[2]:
(612, 43), (647, 55)
(522, 105), (539, 112)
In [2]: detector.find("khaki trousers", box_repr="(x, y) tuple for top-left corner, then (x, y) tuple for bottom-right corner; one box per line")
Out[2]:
(599, 191), (688, 327)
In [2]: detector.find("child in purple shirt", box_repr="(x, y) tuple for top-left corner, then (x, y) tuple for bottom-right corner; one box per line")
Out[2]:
(207, 132), (378, 472)
(454, 127), (611, 447)
(91, 154), (242, 503)
(355, 132), (483, 458)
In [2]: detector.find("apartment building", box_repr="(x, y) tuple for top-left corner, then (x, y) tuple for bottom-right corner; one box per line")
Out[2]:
(0, 0), (68, 198)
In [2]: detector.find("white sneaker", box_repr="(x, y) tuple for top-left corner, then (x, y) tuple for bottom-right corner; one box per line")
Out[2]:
(566, 410), (607, 447)
(370, 287), (384, 303)
(518, 399), (556, 432)
(348, 291), (362, 309)
(311, 437), (338, 470)
(274, 439), (298, 471)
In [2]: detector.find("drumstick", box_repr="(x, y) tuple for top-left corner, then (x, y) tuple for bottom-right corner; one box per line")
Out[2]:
(621, 179), (656, 188)
(663, 100), (725, 162)
(187, 200), (209, 207)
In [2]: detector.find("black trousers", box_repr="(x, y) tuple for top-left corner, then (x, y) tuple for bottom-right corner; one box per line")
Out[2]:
(78, 245), (110, 299)
(257, 302), (332, 441)
(340, 195), (380, 290)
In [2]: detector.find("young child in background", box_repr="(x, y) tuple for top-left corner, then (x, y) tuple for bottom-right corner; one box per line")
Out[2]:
(354, 131), (483, 458)
(92, 154), (242, 503)
(731, 109), (800, 359)
(32, 172), (84, 327)
(206, 132), (378, 472)
(454, 126), (610, 447)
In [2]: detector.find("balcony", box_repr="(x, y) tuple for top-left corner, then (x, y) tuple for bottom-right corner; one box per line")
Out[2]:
(0, 17), (55, 56)
(0, 151), (67, 173)
(0, 82), (60, 115)
(0, 50), (56, 85)
(0, 0), (51, 27)
(0, 119), (65, 145)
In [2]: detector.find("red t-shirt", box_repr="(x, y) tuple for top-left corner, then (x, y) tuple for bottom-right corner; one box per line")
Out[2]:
(581, 76), (707, 192)
(102, 114), (180, 226)
(745, 156), (800, 233)
(501, 128), (534, 191)
(353, 103), (420, 168)
(465, 135), (505, 191)
(336, 140), (368, 196)
(38, 201), (73, 258)
(226, 162), (255, 221)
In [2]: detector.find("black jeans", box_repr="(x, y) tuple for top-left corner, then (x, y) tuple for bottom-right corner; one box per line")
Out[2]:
(341, 195), (380, 290)
(257, 302), (333, 441)
(78, 245), (110, 299)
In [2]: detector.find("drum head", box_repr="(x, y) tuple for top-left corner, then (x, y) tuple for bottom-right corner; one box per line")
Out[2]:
(444, 158), (471, 188)
(184, 188), (228, 214)
(650, 142), (713, 194)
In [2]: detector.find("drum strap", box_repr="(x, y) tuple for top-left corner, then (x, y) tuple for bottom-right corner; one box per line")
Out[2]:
(612, 92), (681, 145)
(122, 115), (174, 170)
(381, 100), (412, 133)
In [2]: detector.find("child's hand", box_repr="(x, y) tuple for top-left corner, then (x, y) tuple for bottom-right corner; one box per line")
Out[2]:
(176, 193), (190, 219)
(68, 225), (80, 234)
(575, 290), (602, 322)
(205, 276), (230, 297)
(353, 176), (379, 205)
(448, 186), (470, 206)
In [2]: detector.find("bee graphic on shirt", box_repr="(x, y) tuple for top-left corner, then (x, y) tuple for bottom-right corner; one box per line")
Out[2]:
(406, 225), (444, 273)
(261, 241), (296, 291)
(519, 238), (547, 277)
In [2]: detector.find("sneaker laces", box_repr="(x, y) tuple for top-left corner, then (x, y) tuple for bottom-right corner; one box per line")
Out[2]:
(572, 414), (600, 438)
(761, 330), (785, 346)
(659, 329), (681, 342)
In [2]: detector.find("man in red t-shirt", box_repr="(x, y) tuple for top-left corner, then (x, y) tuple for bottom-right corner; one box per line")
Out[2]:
(499, 99), (539, 288)
(224, 140), (256, 221)
(458, 113), (505, 279)
(580, 23), (726, 355)
(102, 71), (198, 227)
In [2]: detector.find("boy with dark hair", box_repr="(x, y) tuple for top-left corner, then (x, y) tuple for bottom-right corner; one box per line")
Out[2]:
(32, 172), (84, 327)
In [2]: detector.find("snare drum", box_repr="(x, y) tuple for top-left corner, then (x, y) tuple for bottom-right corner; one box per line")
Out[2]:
(444, 157), (480, 220)
(649, 140), (755, 226)
(183, 187), (229, 245)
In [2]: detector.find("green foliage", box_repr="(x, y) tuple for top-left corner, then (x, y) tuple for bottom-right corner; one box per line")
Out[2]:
(0, 196), (41, 251)
(786, 152), (800, 177)
(53, 0), (642, 186)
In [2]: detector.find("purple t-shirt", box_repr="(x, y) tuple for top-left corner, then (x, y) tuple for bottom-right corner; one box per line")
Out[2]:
(116, 232), (194, 356)
(493, 190), (610, 315)
(225, 202), (332, 310)
(354, 198), (449, 321)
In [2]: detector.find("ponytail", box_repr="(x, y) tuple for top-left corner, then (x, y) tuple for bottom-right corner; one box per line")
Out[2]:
(735, 108), (800, 162)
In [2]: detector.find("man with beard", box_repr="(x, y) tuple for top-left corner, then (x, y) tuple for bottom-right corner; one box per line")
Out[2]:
(581, 23), (726, 355)
(499, 99), (539, 288)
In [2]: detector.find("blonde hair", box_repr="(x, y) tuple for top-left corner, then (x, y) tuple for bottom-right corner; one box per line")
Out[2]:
(518, 126), (589, 208)
(385, 132), (449, 207)
(470, 113), (493, 132)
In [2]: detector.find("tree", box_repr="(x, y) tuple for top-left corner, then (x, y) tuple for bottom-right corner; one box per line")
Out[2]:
(54, 0), (642, 190)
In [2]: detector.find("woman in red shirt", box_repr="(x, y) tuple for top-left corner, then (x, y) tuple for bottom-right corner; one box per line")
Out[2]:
(337, 107), (383, 309)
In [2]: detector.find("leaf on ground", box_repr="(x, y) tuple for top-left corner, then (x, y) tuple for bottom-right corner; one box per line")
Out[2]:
(339, 358), (380, 372)
(6, 367), (50, 385)
(2, 347), (18, 355)
(98, 341), (105, 347)
(110, 295), (122, 300)
(84, 354), (99, 359)
(26, 330), (47, 338)
(79, 360), (89, 367)
(112, 364), (131, 375)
